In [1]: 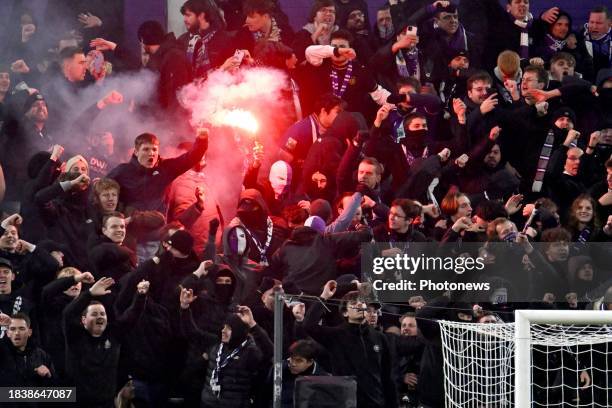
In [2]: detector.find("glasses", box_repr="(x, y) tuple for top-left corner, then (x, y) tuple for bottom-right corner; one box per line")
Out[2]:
(389, 212), (407, 219)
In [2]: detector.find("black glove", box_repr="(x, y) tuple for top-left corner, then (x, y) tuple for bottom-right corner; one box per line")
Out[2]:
(209, 218), (220, 236)
(353, 130), (370, 146)
(355, 182), (371, 197)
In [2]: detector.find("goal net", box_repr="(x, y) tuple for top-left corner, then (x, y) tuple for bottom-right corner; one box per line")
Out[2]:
(439, 310), (612, 408)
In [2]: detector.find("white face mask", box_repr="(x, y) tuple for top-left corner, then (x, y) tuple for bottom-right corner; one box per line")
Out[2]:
(269, 161), (292, 195)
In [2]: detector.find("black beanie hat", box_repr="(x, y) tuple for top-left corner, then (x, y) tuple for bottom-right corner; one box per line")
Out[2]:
(137, 21), (165, 45)
(166, 230), (194, 255)
(551, 106), (576, 126)
(23, 92), (45, 113)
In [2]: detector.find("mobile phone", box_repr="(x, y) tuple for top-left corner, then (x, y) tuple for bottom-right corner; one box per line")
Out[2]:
(234, 49), (245, 64)
(485, 87), (497, 99)
(88, 50), (105, 75)
(406, 25), (418, 36)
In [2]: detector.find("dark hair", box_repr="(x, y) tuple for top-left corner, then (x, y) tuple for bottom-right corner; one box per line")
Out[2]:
(102, 211), (125, 229)
(606, 158), (612, 169)
(467, 71), (492, 90)
(180, 0), (225, 29)
(486, 217), (511, 241)
(475, 200), (508, 222)
(396, 77), (422, 93)
(59, 46), (84, 62)
(134, 132), (160, 149)
(541, 227), (572, 243)
(550, 52), (576, 67)
(391, 198), (422, 220)
(288, 339), (318, 360)
(10, 312), (31, 328)
(340, 290), (363, 312)
(360, 156), (384, 176)
(523, 64), (549, 85)
(590, 6), (609, 19)
(402, 112), (426, 129)
(314, 93), (343, 115)
(253, 41), (294, 69)
(330, 29), (354, 46)
(308, 0), (336, 23)
(81, 300), (105, 317)
(137, 21), (165, 45)
(282, 205), (309, 226)
(243, 0), (274, 16)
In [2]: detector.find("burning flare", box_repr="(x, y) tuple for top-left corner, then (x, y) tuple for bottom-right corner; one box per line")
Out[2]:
(213, 109), (259, 134)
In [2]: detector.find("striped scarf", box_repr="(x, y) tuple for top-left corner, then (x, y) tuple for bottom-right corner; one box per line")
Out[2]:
(193, 30), (217, 79)
(532, 129), (555, 192)
(513, 13), (533, 60)
(396, 47), (419, 79)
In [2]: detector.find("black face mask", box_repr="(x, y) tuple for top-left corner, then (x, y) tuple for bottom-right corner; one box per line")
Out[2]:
(403, 129), (428, 153)
(215, 283), (234, 304)
(553, 126), (570, 139)
(237, 209), (265, 229)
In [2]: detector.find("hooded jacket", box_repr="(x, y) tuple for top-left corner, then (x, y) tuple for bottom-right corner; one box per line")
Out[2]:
(145, 33), (193, 111)
(236, 189), (288, 265)
(267, 225), (371, 295)
(107, 136), (208, 214)
(179, 307), (274, 408)
(33, 183), (92, 270)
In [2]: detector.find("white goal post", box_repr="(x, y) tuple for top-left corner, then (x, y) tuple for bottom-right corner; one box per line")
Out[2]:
(515, 310), (612, 408)
(439, 310), (612, 408)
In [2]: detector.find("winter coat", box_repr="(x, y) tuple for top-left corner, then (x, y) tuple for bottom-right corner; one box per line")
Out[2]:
(33, 183), (92, 270)
(267, 225), (371, 295)
(88, 235), (136, 281)
(63, 290), (145, 407)
(40, 277), (79, 378)
(179, 308), (274, 408)
(0, 337), (55, 387)
(303, 301), (398, 408)
(166, 169), (223, 254)
(107, 136), (208, 213)
(145, 33), (193, 111)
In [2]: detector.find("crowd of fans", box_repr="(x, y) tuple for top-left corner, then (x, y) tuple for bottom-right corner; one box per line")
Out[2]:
(0, 0), (611, 407)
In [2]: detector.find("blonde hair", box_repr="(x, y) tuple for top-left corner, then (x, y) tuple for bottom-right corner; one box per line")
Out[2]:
(57, 267), (81, 279)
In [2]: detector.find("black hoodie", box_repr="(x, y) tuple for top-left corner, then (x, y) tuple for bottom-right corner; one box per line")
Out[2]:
(145, 32), (193, 111)
(236, 189), (288, 265)
(267, 225), (371, 295)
